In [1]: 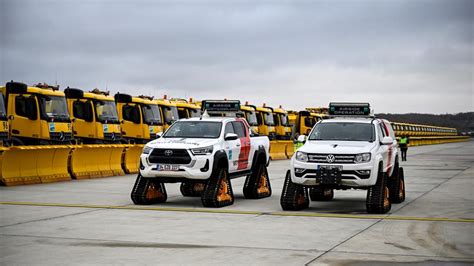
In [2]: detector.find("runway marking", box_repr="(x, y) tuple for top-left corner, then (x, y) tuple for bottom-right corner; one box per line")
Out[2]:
(1, 201), (473, 223)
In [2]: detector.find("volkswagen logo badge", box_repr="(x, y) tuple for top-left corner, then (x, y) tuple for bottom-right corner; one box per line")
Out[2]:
(326, 154), (335, 163)
(164, 150), (173, 157)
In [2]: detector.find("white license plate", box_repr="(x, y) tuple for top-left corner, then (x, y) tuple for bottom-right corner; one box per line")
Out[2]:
(318, 165), (343, 171)
(154, 164), (180, 171)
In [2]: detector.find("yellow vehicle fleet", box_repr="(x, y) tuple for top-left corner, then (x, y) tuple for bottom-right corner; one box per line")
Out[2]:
(272, 105), (292, 140)
(115, 93), (164, 143)
(157, 96), (180, 131)
(250, 104), (277, 140)
(65, 88), (121, 143)
(240, 104), (259, 133)
(170, 98), (201, 119)
(288, 110), (325, 138)
(1, 81), (73, 145)
(0, 91), (9, 145)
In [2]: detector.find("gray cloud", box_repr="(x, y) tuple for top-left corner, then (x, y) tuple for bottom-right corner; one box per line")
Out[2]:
(1, 0), (472, 113)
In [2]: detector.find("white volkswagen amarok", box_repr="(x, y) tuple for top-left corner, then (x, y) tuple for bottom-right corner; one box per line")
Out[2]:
(281, 103), (406, 214)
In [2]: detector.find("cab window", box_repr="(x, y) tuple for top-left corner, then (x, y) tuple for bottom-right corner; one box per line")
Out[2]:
(232, 121), (247, 138)
(15, 96), (28, 117)
(224, 123), (234, 135)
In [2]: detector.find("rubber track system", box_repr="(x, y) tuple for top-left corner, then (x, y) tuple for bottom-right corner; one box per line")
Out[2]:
(389, 166), (406, 203)
(309, 187), (334, 201)
(180, 182), (206, 197)
(280, 170), (309, 211)
(243, 163), (272, 199)
(131, 174), (167, 205)
(366, 166), (391, 214)
(201, 168), (234, 208)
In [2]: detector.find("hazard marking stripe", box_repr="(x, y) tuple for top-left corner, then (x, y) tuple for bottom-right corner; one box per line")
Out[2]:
(1, 201), (473, 223)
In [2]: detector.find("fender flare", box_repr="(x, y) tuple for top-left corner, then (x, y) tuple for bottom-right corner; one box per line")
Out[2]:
(211, 150), (229, 176)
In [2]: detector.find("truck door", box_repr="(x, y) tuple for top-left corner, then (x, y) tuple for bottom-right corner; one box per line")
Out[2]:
(232, 120), (251, 171)
(10, 94), (41, 142)
(71, 99), (95, 139)
(121, 103), (142, 139)
(377, 122), (393, 174)
(223, 122), (240, 173)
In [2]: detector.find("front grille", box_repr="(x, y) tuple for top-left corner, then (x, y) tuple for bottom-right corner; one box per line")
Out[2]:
(148, 149), (192, 164)
(50, 132), (73, 141)
(104, 132), (121, 141)
(295, 169), (370, 179)
(307, 154), (355, 164)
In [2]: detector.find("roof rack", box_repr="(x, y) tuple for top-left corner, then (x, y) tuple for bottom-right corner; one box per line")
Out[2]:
(138, 95), (154, 101)
(90, 88), (110, 96)
(33, 82), (60, 91)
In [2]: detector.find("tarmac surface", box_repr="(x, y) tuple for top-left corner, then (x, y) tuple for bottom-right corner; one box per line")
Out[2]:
(1, 140), (473, 265)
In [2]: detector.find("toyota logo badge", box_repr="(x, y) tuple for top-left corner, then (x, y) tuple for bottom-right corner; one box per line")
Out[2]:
(164, 150), (173, 157)
(326, 154), (335, 163)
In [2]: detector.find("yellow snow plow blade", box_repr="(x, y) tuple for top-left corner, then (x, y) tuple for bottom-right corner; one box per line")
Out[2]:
(269, 140), (290, 160)
(285, 141), (295, 159)
(0, 145), (72, 186)
(122, 144), (144, 174)
(68, 144), (126, 179)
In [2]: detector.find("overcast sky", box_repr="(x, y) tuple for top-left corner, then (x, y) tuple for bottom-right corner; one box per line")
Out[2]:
(1, 0), (472, 113)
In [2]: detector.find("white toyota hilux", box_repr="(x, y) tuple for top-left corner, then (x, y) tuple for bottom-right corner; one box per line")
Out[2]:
(131, 116), (271, 208)
(281, 103), (406, 214)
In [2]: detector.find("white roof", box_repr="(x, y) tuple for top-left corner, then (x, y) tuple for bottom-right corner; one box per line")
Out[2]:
(321, 117), (377, 124)
(180, 117), (235, 123)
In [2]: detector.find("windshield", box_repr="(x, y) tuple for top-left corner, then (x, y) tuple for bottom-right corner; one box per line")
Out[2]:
(161, 106), (179, 124)
(163, 121), (222, 138)
(141, 104), (162, 125)
(189, 108), (201, 118)
(264, 112), (274, 126)
(95, 100), (119, 123)
(280, 114), (289, 126)
(0, 93), (6, 118)
(309, 122), (375, 142)
(245, 111), (258, 126)
(39, 95), (70, 120)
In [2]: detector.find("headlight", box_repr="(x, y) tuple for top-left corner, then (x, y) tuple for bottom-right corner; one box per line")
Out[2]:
(295, 151), (308, 162)
(191, 145), (214, 155)
(354, 153), (371, 163)
(142, 146), (153, 155)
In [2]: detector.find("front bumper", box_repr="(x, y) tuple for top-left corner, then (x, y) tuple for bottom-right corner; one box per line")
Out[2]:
(139, 152), (213, 181)
(290, 159), (378, 187)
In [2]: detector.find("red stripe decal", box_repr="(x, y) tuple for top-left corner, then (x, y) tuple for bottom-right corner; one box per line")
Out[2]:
(236, 118), (251, 170)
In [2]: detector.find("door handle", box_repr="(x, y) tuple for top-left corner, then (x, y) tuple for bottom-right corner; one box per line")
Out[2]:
(236, 144), (241, 147)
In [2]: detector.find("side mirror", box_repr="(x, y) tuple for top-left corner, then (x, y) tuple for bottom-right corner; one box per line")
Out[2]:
(297, 135), (307, 143)
(8, 115), (14, 120)
(156, 132), (163, 138)
(225, 133), (239, 141)
(381, 136), (393, 145)
(26, 96), (37, 120)
(121, 120), (125, 124)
